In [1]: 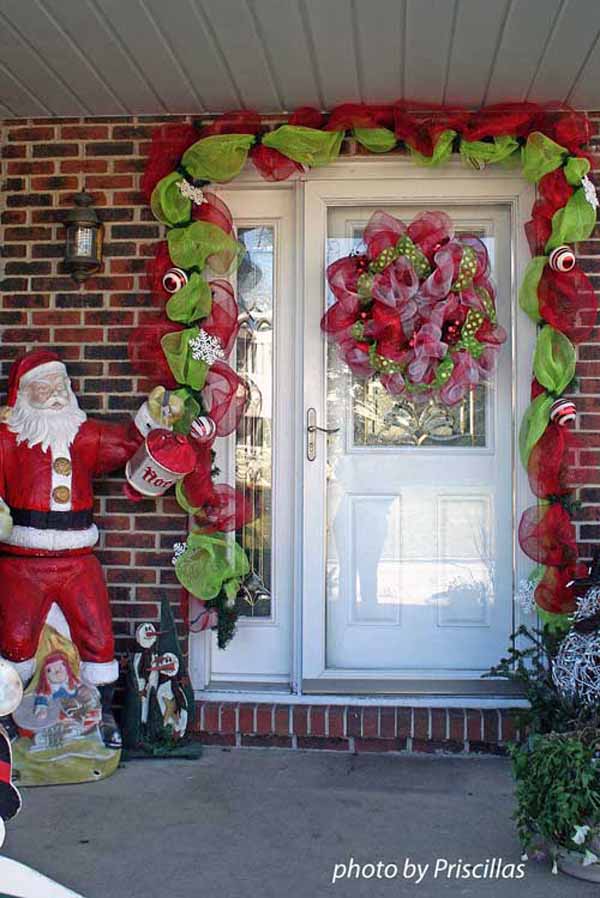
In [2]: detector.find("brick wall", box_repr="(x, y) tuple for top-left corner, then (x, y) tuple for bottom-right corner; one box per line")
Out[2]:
(1, 113), (599, 753)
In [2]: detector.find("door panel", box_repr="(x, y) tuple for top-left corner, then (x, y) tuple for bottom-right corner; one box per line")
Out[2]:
(302, 182), (534, 691)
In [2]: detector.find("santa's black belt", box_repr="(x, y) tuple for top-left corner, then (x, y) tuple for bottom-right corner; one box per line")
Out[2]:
(9, 508), (94, 530)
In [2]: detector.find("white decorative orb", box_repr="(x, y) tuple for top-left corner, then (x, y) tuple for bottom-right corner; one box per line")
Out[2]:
(0, 660), (23, 717)
(552, 586), (600, 706)
(162, 267), (188, 293)
(190, 415), (217, 444)
(549, 245), (576, 273)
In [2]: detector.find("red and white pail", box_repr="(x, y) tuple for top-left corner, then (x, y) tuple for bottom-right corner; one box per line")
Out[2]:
(126, 429), (196, 498)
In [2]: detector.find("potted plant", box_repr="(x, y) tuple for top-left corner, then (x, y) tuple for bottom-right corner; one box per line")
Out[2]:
(488, 610), (600, 880)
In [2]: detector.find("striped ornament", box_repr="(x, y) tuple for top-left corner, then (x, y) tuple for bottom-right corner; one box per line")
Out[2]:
(550, 398), (576, 426)
(548, 245), (576, 273)
(162, 267), (188, 293)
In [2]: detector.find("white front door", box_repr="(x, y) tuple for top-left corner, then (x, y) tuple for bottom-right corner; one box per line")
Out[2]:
(302, 173), (535, 693)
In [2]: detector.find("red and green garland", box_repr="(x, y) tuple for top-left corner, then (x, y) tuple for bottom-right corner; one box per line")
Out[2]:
(134, 101), (598, 640)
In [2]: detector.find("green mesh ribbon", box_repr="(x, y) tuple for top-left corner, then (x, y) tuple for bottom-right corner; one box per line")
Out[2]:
(168, 221), (243, 273)
(181, 133), (255, 183)
(150, 171), (192, 226)
(165, 271), (212, 325)
(519, 392), (554, 467)
(521, 132), (568, 183)
(519, 256), (547, 322)
(353, 127), (397, 153)
(533, 325), (576, 395)
(564, 155), (590, 186)
(175, 531), (250, 601)
(546, 187), (597, 252)
(160, 326), (209, 391)
(172, 388), (201, 436)
(262, 125), (344, 166)
(536, 607), (572, 634)
(459, 135), (520, 168)
(408, 130), (456, 167)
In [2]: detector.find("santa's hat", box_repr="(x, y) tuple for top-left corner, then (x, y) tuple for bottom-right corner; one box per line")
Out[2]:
(6, 349), (67, 407)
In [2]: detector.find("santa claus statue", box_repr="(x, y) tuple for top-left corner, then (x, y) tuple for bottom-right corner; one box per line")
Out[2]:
(0, 349), (182, 746)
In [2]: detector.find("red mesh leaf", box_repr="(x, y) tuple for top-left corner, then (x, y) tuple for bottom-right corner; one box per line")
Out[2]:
(289, 106), (325, 129)
(527, 422), (585, 498)
(199, 110), (261, 137)
(325, 103), (394, 130)
(538, 266), (597, 344)
(408, 211), (454, 258)
(321, 300), (359, 339)
(531, 377), (546, 401)
(518, 503), (577, 566)
(203, 279), (239, 357)
(393, 103), (468, 155)
(202, 361), (249, 437)
(140, 124), (199, 201)
(462, 102), (540, 141)
(250, 144), (303, 181)
(533, 103), (592, 155)
(145, 241), (172, 298)
(525, 215), (552, 257)
(128, 318), (182, 389)
(539, 168), (573, 212)
(534, 563), (588, 615)
(181, 444), (214, 508)
(195, 483), (255, 533)
(192, 191), (233, 234)
(326, 256), (363, 305)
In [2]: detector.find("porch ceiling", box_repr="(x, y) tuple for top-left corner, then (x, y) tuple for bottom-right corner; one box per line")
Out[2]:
(0, 0), (599, 119)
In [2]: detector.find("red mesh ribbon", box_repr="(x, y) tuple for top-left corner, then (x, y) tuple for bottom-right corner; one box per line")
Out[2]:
(325, 103), (394, 130)
(203, 279), (239, 357)
(145, 241), (172, 298)
(141, 123), (199, 201)
(518, 503), (578, 567)
(538, 266), (597, 344)
(462, 103), (539, 141)
(195, 483), (254, 533)
(408, 211), (453, 258)
(180, 589), (218, 633)
(533, 103), (592, 155)
(534, 562), (588, 615)
(289, 106), (325, 129)
(250, 144), (303, 181)
(182, 443), (214, 507)
(192, 191), (233, 233)
(393, 103), (469, 156)
(202, 361), (248, 436)
(527, 423), (585, 498)
(198, 110), (261, 138)
(364, 211), (406, 255)
(128, 318), (183, 389)
(525, 169), (574, 255)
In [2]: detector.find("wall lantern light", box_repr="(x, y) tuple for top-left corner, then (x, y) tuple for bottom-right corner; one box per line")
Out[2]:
(63, 190), (104, 283)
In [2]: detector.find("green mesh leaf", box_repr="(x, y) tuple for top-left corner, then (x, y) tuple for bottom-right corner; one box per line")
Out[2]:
(181, 133), (255, 183)
(175, 477), (201, 513)
(459, 135), (520, 167)
(160, 326), (209, 390)
(175, 531), (250, 600)
(165, 271), (212, 324)
(167, 221), (243, 273)
(545, 187), (597, 252)
(353, 127), (397, 153)
(564, 155), (590, 186)
(519, 392), (554, 468)
(150, 171), (192, 226)
(521, 132), (568, 183)
(518, 256), (547, 322)
(172, 388), (200, 436)
(408, 130), (456, 167)
(536, 607), (572, 634)
(533, 325), (576, 395)
(262, 125), (344, 167)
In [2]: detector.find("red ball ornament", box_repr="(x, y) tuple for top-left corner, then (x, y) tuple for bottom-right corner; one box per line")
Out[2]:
(162, 267), (189, 293)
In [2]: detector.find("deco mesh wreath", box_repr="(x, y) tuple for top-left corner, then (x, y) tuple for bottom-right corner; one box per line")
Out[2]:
(321, 210), (506, 405)
(135, 100), (598, 644)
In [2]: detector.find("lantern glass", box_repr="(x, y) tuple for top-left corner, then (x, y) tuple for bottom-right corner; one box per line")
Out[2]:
(65, 223), (102, 262)
(63, 190), (104, 282)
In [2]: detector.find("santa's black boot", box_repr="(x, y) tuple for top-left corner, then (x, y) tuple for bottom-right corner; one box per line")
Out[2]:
(99, 685), (122, 749)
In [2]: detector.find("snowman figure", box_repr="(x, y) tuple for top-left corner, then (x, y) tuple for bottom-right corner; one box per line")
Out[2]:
(155, 652), (189, 739)
(132, 623), (160, 727)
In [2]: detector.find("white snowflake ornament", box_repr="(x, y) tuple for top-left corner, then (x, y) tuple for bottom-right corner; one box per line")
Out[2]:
(582, 174), (599, 210)
(171, 541), (187, 566)
(189, 329), (225, 366)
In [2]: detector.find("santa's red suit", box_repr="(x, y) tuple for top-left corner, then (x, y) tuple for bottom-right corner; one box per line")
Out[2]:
(0, 350), (159, 687)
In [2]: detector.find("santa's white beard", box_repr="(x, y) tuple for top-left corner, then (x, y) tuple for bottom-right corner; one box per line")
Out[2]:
(9, 389), (87, 455)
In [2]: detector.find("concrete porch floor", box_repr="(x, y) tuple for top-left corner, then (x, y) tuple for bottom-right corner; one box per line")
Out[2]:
(3, 748), (598, 898)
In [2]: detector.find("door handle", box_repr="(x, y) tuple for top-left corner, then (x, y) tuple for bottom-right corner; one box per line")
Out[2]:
(306, 407), (339, 461)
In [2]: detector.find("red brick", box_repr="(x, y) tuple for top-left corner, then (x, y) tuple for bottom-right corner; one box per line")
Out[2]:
(466, 710), (483, 742)
(292, 706), (308, 736)
(309, 707), (326, 736)
(274, 705), (290, 736)
(241, 735), (292, 749)
(61, 125), (110, 139)
(220, 705), (237, 734)
(448, 709), (466, 743)
(430, 708), (447, 741)
(354, 738), (407, 753)
(238, 704), (255, 734)
(297, 737), (350, 751)
(199, 733), (236, 747)
(347, 708), (362, 737)
(327, 707), (345, 738)
(256, 704), (273, 735)
(483, 710), (500, 743)
(413, 709), (429, 740)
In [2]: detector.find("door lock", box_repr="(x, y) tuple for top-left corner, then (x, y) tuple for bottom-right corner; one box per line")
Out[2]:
(306, 407), (340, 461)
